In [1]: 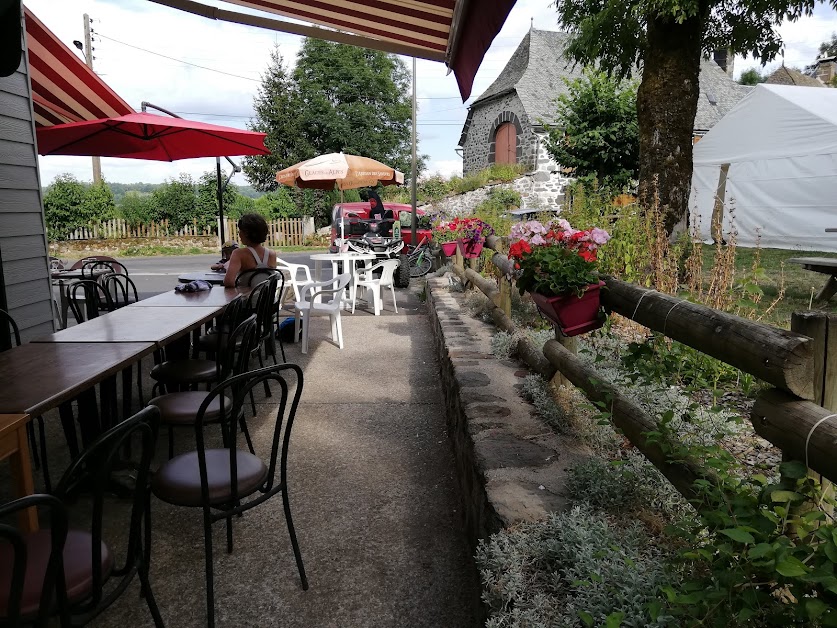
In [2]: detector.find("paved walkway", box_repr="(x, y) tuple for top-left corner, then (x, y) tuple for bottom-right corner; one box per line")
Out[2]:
(74, 284), (479, 627)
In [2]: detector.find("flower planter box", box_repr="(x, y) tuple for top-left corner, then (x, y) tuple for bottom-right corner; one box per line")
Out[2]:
(440, 242), (458, 257)
(457, 239), (484, 258)
(531, 281), (606, 337)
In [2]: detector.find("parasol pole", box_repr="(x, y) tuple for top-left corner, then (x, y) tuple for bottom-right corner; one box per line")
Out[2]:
(340, 187), (345, 242)
(411, 56), (417, 246)
(216, 157), (225, 245)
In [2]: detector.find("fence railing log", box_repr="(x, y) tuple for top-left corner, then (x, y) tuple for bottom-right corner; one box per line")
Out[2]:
(601, 278), (814, 400)
(542, 338), (707, 500)
(752, 388), (837, 484)
(450, 263), (555, 379)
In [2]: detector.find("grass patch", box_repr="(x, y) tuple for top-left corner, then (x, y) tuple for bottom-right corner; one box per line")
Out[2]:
(703, 245), (837, 327)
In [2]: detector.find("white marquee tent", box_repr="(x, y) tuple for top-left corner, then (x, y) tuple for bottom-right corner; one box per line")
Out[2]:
(690, 84), (837, 252)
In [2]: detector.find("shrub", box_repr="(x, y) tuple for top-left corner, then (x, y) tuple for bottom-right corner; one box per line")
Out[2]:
(477, 505), (674, 628)
(117, 191), (157, 226)
(418, 174), (451, 202)
(484, 163), (526, 182)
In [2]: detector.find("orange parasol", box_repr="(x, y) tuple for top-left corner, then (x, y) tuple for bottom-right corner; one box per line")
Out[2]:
(275, 152), (404, 190)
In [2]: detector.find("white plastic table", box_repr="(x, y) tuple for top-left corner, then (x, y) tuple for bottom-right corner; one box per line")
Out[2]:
(309, 252), (377, 308)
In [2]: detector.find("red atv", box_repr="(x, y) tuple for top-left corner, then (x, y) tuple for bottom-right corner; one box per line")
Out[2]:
(329, 202), (433, 288)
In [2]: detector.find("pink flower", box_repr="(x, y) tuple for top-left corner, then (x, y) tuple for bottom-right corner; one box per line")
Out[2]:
(590, 228), (611, 245)
(530, 233), (546, 245)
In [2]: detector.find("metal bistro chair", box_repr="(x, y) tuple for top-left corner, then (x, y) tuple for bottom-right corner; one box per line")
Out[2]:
(67, 281), (115, 324)
(151, 363), (308, 628)
(0, 407), (165, 627)
(103, 273), (140, 308)
(0, 494), (69, 627)
(149, 314), (259, 460)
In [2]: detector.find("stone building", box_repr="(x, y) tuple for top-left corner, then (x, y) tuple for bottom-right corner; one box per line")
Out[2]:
(458, 28), (752, 206)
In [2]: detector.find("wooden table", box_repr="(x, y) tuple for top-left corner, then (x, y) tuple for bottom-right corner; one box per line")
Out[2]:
(0, 414), (37, 533)
(0, 342), (155, 417)
(788, 257), (837, 302)
(32, 305), (221, 347)
(178, 271), (227, 285)
(131, 286), (248, 308)
(0, 342), (156, 455)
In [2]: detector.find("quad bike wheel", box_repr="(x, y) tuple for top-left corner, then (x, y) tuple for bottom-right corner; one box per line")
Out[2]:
(396, 254), (411, 288)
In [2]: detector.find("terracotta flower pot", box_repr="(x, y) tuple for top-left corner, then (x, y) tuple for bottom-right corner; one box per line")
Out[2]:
(457, 238), (484, 258)
(531, 281), (606, 337)
(440, 242), (458, 256)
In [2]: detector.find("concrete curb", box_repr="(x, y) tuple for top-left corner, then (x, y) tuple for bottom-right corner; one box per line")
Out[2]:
(426, 276), (590, 549)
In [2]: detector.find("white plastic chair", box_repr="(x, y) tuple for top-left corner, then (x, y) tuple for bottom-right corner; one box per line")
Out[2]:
(352, 259), (399, 316)
(294, 273), (351, 354)
(276, 257), (313, 306)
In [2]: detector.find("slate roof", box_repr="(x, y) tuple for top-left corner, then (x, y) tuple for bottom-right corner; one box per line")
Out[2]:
(471, 30), (586, 126)
(694, 58), (755, 133)
(764, 65), (824, 88)
(460, 28), (753, 143)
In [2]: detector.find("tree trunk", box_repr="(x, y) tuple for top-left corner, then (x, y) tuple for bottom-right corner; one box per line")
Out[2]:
(637, 12), (704, 234)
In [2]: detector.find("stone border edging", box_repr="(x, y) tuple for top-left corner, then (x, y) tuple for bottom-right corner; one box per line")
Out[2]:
(425, 277), (590, 550)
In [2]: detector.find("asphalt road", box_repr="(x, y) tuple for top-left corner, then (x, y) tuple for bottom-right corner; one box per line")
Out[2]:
(119, 251), (327, 298)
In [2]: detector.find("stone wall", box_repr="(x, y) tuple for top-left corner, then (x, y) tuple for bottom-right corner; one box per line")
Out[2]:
(425, 170), (574, 217)
(462, 93), (538, 175)
(425, 277), (589, 551)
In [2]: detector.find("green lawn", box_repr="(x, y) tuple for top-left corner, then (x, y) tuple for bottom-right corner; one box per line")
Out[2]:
(703, 246), (837, 328)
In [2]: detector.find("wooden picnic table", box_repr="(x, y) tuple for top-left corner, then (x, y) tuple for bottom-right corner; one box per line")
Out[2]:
(788, 257), (837, 303)
(131, 286), (249, 308)
(0, 414), (38, 532)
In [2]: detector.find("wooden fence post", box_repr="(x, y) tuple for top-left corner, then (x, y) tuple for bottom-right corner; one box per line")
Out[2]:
(789, 311), (834, 513)
(499, 275), (512, 318)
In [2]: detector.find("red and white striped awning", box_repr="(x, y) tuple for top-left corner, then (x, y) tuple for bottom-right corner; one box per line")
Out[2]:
(148, 0), (516, 100)
(23, 6), (134, 128)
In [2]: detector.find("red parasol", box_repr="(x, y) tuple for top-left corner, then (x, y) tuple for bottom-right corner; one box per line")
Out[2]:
(35, 111), (269, 160)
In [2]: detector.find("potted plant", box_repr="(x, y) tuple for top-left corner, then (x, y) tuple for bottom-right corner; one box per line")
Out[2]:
(508, 218), (611, 336)
(433, 217), (463, 257)
(457, 218), (494, 258)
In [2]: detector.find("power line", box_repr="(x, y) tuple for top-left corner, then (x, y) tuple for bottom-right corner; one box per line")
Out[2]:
(95, 32), (261, 82)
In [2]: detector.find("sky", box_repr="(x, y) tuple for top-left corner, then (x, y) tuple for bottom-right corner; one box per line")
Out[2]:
(25, 0), (837, 187)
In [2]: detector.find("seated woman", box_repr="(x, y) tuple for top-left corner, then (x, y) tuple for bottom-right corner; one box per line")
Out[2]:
(223, 214), (278, 287)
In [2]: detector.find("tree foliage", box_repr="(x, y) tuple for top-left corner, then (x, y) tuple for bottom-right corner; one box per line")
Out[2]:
(43, 174), (116, 239)
(242, 47), (313, 191)
(738, 67), (767, 85)
(196, 170), (238, 227)
(244, 39), (423, 197)
(545, 70), (639, 191)
(150, 174), (197, 230)
(293, 39), (423, 177)
(118, 191), (156, 226)
(554, 0), (837, 233)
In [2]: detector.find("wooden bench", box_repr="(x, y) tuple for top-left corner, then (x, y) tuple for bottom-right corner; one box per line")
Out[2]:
(788, 257), (837, 302)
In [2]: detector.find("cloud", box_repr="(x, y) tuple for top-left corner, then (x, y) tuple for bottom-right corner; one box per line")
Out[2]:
(27, 0), (837, 187)
(426, 160), (463, 178)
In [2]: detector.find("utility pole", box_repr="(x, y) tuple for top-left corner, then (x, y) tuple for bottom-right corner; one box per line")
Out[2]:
(82, 14), (102, 184)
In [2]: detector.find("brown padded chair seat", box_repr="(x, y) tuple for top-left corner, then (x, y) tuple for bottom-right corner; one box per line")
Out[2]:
(148, 391), (234, 425)
(152, 449), (268, 507)
(0, 529), (112, 619)
(150, 358), (219, 384)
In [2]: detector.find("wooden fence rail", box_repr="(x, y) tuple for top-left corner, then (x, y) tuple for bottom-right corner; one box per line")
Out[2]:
(58, 217), (310, 247)
(447, 235), (837, 493)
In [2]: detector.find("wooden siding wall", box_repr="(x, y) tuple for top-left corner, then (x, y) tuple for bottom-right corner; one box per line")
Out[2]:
(0, 48), (55, 340)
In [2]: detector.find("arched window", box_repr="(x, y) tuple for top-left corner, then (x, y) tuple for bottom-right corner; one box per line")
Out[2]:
(494, 122), (517, 165)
